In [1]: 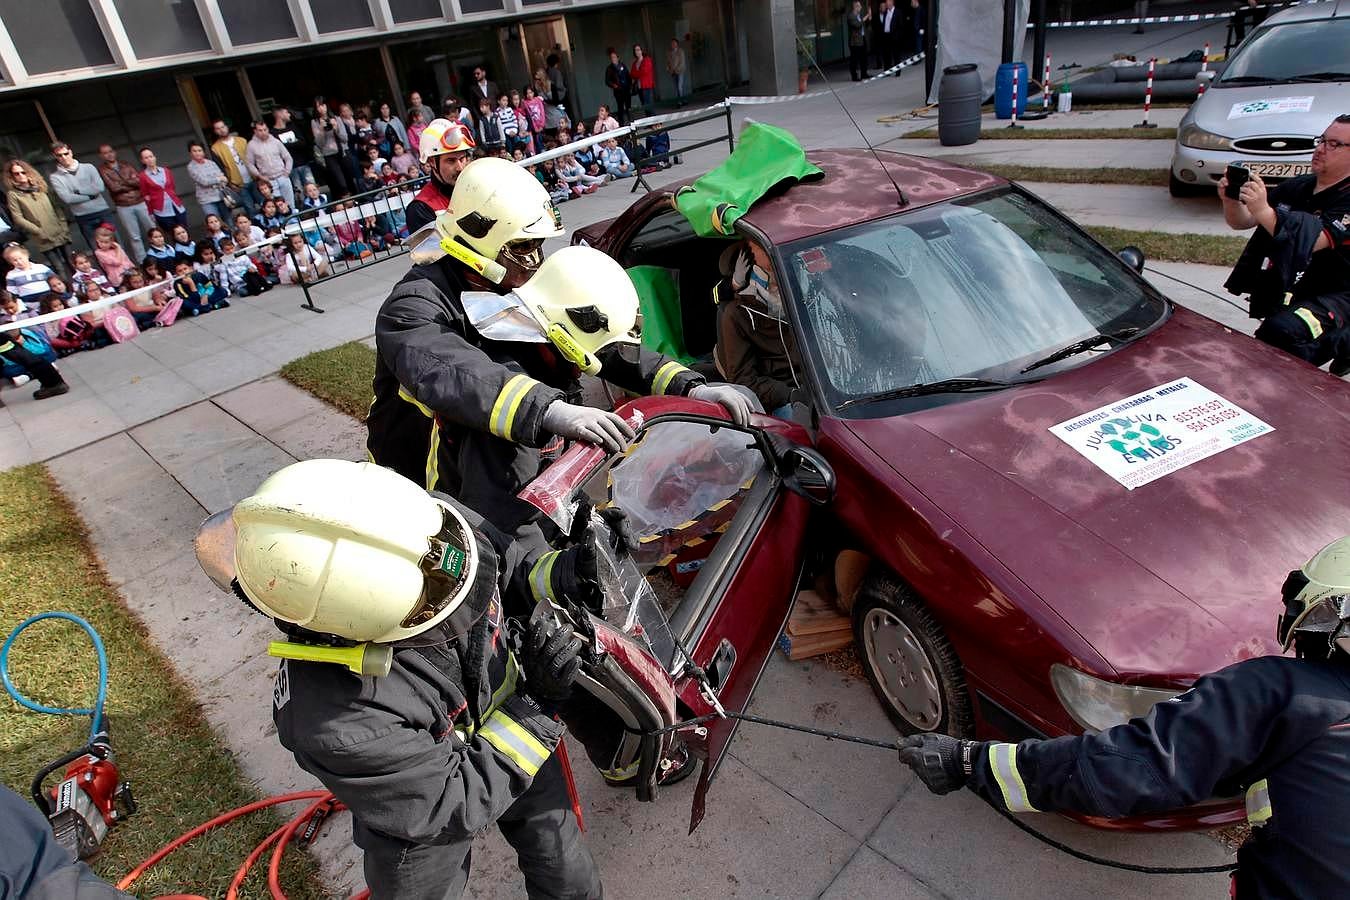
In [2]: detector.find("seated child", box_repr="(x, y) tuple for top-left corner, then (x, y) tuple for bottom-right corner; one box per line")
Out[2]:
(119, 269), (168, 329)
(279, 232), (331, 284)
(141, 227), (178, 270)
(300, 182), (329, 211)
(93, 226), (135, 287)
(203, 213), (230, 250)
(218, 238), (272, 296)
(332, 204), (372, 259)
(172, 260), (229, 316)
(234, 213), (265, 247)
(3, 243), (56, 302)
(170, 224), (196, 264)
(70, 251), (112, 298)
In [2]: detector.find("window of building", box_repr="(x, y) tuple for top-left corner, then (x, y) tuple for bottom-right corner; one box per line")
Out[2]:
(390, 0), (443, 23)
(0, 0), (115, 74)
(220, 0), (298, 46)
(460, 0), (505, 14)
(312, 0), (374, 33)
(114, 0), (211, 59)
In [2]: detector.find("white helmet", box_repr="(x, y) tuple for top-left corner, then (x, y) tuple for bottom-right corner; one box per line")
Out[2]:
(1279, 536), (1350, 659)
(230, 460), (485, 644)
(447, 157), (563, 284)
(515, 245), (640, 375)
(418, 117), (475, 164)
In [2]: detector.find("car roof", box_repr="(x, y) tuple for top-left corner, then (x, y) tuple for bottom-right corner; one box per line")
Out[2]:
(735, 148), (1005, 245)
(1259, 0), (1349, 25)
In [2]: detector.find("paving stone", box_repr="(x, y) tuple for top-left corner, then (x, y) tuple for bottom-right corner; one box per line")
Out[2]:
(213, 376), (330, 434)
(268, 405), (367, 461)
(97, 369), (209, 426)
(819, 845), (941, 900)
(20, 396), (125, 460)
(135, 321), (235, 369)
(129, 401), (257, 468)
(175, 347), (274, 398)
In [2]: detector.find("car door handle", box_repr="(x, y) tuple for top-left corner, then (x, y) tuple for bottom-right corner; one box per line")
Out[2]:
(705, 638), (737, 691)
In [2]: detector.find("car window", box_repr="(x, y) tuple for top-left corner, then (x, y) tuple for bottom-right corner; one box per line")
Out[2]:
(1220, 18), (1350, 83)
(783, 187), (1167, 410)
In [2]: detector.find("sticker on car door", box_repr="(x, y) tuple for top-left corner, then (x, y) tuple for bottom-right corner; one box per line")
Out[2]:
(1227, 97), (1314, 119)
(1048, 377), (1273, 490)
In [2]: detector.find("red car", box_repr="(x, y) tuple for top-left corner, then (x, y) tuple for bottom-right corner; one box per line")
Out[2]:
(521, 148), (1350, 832)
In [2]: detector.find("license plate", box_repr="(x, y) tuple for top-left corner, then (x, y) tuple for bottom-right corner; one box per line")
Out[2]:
(1239, 161), (1313, 179)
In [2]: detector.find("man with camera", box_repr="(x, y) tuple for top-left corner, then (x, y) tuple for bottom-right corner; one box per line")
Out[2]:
(1222, 114), (1350, 370)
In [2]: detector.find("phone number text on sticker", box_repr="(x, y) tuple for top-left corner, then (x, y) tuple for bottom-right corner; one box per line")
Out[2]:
(1049, 378), (1273, 490)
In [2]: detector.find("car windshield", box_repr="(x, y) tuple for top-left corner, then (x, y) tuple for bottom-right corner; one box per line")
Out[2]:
(782, 187), (1167, 413)
(1220, 19), (1350, 84)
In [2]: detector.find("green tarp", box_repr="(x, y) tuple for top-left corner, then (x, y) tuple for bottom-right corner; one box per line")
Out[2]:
(673, 122), (824, 238)
(626, 265), (694, 363)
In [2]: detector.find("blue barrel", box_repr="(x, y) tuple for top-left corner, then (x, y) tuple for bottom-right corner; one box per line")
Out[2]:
(994, 62), (1029, 119)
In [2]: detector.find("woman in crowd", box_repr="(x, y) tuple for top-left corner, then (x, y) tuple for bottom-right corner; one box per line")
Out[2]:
(631, 44), (655, 116)
(373, 102), (408, 157)
(186, 140), (230, 221)
(604, 49), (632, 124)
(3, 160), (71, 275)
(138, 146), (187, 230)
(336, 102), (361, 186)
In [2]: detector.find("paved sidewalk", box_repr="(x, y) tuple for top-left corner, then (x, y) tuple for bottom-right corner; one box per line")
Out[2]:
(1023, 182), (1231, 234)
(895, 137), (1174, 169)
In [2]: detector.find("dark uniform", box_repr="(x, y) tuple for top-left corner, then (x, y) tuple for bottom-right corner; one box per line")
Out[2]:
(0, 328), (68, 400)
(969, 656), (1350, 898)
(1225, 174), (1350, 364)
(273, 495), (600, 900)
(367, 259), (704, 548)
(405, 179), (453, 235)
(0, 784), (129, 899)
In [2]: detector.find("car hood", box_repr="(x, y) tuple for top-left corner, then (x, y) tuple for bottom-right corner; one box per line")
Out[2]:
(843, 308), (1350, 679)
(1194, 81), (1350, 142)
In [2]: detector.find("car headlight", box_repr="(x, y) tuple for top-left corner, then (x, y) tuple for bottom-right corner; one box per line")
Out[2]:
(1178, 123), (1234, 151)
(1050, 664), (1182, 732)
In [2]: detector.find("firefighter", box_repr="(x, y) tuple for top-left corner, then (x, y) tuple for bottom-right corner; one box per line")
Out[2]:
(368, 156), (753, 554)
(221, 458), (603, 899)
(897, 537), (1350, 898)
(405, 118), (475, 234)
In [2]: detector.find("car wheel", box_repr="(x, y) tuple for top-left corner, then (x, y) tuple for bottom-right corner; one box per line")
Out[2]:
(852, 573), (973, 737)
(1168, 171), (1207, 198)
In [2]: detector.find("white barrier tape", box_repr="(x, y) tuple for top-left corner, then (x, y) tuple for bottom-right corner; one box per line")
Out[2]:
(518, 103), (731, 169)
(729, 53), (925, 104)
(1027, 0), (1332, 29)
(285, 190), (419, 233)
(0, 278), (172, 334)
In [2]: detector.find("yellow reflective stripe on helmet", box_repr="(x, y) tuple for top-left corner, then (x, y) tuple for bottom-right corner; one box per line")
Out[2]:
(480, 708), (550, 776)
(988, 743), (1039, 813)
(529, 550), (560, 601)
(1245, 779), (1272, 826)
(398, 386), (435, 418)
(425, 420), (441, 492)
(653, 361), (687, 396)
(489, 374), (536, 441)
(1293, 307), (1323, 339)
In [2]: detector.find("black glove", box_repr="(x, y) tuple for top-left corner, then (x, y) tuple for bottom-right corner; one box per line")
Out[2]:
(520, 616), (584, 703)
(897, 734), (975, 795)
(596, 506), (639, 557)
(549, 531), (602, 611)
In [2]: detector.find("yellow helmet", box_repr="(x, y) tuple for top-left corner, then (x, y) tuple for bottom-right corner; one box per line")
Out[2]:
(515, 245), (640, 375)
(418, 117), (475, 164)
(229, 460), (486, 644)
(447, 157), (563, 284)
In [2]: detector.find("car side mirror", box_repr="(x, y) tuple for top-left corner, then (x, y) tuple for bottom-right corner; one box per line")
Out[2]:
(780, 445), (836, 506)
(1118, 245), (1145, 273)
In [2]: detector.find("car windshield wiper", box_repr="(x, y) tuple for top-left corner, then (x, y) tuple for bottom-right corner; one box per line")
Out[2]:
(1289, 71), (1350, 82)
(1219, 75), (1281, 84)
(1019, 327), (1141, 374)
(836, 377), (1011, 410)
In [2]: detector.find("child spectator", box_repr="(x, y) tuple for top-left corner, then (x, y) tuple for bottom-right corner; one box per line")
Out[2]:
(512, 148), (525, 163)
(538, 160), (571, 205)
(558, 154), (606, 194)
(600, 139), (635, 179)
(274, 196), (294, 220)
(301, 182), (328, 211)
(3, 243), (56, 302)
(594, 105), (620, 134)
(217, 238), (272, 295)
(170, 223), (196, 263)
(0, 289), (37, 324)
(70, 251), (112, 297)
(93, 226), (135, 286)
(266, 227), (289, 276)
(194, 243), (230, 293)
(380, 162), (399, 186)
(172, 260), (228, 316)
(203, 213), (230, 251)
(141, 227), (177, 269)
(361, 213), (396, 251)
(388, 141), (418, 177)
(353, 160), (382, 195)
(495, 94), (524, 154)
(234, 212), (265, 247)
(574, 141), (601, 177)
(522, 86), (547, 141)
(119, 269), (167, 329)
(364, 145), (388, 178)
(406, 112), (427, 158)
(332, 204), (371, 259)
(477, 98), (505, 154)
(253, 199), (284, 230)
(46, 273), (75, 303)
(280, 232), (330, 284)
(509, 90), (534, 154)
(39, 292), (95, 355)
(141, 259), (169, 289)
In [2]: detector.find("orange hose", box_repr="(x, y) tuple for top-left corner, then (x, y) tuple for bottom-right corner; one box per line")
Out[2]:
(267, 796), (345, 900)
(225, 817), (292, 899)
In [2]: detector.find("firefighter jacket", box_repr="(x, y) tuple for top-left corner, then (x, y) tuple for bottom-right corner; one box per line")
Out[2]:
(969, 656), (1350, 899)
(367, 258), (704, 523)
(405, 179), (452, 235)
(272, 494), (569, 853)
(1225, 174), (1350, 320)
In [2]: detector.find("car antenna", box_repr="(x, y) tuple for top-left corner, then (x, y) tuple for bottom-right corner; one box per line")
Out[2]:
(795, 35), (906, 207)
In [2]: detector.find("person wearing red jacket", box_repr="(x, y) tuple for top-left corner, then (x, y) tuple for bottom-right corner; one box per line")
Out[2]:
(630, 44), (655, 116)
(137, 146), (187, 231)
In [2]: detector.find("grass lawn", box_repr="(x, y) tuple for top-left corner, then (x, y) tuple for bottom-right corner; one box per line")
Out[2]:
(977, 165), (1167, 187)
(279, 340), (377, 421)
(1084, 226), (1247, 267)
(0, 465), (323, 899)
(902, 127), (1177, 140)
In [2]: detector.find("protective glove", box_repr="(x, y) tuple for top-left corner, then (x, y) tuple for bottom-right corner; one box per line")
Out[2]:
(549, 531), (602, 611)
(520, 616), (585, 703)
(541, 399), (634, 453)
(897, 733), (976, 796)
(688, 382), (754, 426)
(596, 506), (639, 557)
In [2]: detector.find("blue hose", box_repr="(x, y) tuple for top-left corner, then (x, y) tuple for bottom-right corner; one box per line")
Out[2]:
(2, 612), (108, 742)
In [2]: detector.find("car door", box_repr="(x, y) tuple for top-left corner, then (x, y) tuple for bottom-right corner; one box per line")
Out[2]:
(518, 394), (834, 829)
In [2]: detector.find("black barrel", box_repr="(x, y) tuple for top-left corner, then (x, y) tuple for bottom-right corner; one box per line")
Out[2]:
(938, 64), (982, 147)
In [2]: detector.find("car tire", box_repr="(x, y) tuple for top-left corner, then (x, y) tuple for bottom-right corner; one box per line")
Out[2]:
(1168, 171), (1207, 198)
(852, 572), (973, 738)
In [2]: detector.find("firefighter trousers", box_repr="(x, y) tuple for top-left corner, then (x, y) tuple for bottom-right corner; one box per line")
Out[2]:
(360, 754), (601, 900)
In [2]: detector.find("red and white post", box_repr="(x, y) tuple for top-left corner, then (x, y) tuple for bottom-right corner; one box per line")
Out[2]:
(1009, 64), (1022, 128)
(1135, 57), (1158, 128)
(1197, 42), (1210, 97)
(1043, 52), (1052, 112)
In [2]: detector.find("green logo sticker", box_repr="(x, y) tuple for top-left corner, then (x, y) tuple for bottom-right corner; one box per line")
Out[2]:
(439, 545), (467, 579)
(1098, 418), (1174, 461)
